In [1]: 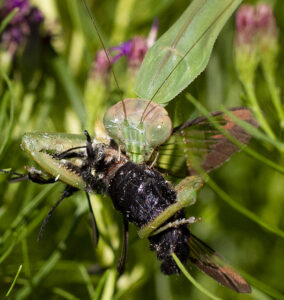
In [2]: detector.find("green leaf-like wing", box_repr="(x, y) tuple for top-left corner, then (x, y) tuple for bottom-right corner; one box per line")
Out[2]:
(135, 0), (242, 105)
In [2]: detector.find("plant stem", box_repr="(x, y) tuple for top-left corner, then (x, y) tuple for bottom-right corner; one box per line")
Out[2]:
(262, 66), (284, 129)
(243, 80), (276, 139)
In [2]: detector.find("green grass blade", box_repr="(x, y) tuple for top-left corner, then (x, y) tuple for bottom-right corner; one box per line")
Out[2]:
(78, 264), (95, 298)
(172, 253), (222, 300)
(93, 270), (109, 300)
(53, 287), (80, 300)
(101, 269), (117, 300)
(187, 94), (284, 174)
(221, 106), (284, 152)
(15, 251), (62, 300)
(206, 175), (284, 239)
(10, 185), (55, 230)
(0, 65), (15, 156)
(52, 57), (86, 128)
(240, 270), (284, 300)
(0, 8), (18, 34)
(5, 264), (22, 298)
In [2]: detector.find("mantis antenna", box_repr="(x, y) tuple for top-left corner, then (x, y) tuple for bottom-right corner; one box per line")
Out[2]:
(81, 0), (127, 120)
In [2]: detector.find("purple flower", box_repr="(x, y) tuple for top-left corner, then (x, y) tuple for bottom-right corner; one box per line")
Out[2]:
(0, 0), (44, 55)
(128, 36), (148, 69)
(29, 7), (44, 24)
(109, 40), (132, 64)
(109, 19), (158, 69)
(93, 19), (158, 80)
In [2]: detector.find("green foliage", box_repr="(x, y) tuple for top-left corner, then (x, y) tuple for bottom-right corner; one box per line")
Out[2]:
(135, 0), (241, 105)
(0, 0), (284, 299)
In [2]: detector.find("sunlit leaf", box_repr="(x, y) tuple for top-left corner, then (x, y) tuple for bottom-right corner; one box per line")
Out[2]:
(135, 0), (242, 104)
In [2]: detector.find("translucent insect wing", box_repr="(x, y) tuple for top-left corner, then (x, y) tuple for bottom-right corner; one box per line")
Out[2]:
(156, 108), (257, 176)
(189, 234), (251, 293)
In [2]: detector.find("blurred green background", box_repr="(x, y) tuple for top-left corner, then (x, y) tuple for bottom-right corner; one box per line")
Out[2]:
(0, 0), (284, 299)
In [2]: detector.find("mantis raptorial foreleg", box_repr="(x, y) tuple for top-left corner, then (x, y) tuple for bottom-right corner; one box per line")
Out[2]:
(138, 176), (203, 239)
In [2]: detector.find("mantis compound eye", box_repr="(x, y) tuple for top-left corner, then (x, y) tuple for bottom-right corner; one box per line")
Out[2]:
(103, 98), (172, 163)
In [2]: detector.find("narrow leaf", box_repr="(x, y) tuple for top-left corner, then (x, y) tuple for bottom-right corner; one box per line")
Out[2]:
(5, 264), (22, 298)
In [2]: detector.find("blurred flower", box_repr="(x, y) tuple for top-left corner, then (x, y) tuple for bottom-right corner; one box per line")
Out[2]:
(92, 18), (159, 81)
(256, 4), (278, 37)
(90, 49), (112, 82)
(235, 5), (257, 46)
(147, 18), (158, 48)
(0, 0), (44, 55)
(255, 4), (278, 59)
(110, 40), (132, 64)
(111, 19), (158, 71)
(235, 3), (282, 135)
(235, 4), (259, 83)
(234, 3), (279, 83)
(128, 36), (148, 69)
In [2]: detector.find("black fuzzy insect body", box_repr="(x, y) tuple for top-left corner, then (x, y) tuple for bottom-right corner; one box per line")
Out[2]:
(108, 161), (190, 275)
(73, 137), (190, 275)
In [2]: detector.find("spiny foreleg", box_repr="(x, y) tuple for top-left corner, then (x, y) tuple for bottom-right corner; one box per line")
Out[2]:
(138, 176), (203, 239)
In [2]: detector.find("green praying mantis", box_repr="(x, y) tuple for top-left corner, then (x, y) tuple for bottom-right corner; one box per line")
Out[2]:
(3, 0), (256, 294)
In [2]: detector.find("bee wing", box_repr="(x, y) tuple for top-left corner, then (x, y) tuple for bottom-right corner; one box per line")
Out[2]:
(156, 107), (257, 177)
(188, 233), (251, 293)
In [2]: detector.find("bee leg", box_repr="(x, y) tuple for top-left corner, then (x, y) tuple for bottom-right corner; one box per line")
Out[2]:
(138, 176), (203, 239)
(38, 185), (78, 240)
(52, 144), (87, 160)
(84, 130), (95, 159)
(117, 218), (129, 275)
(85, 192), (99, 248)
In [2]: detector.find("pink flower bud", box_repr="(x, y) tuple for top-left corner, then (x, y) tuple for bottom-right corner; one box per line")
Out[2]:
(147, 18), (158, 48)
(92, 50), (112, 81)
(235, 5), (257, 45)
(128, 36), (148, 69)
(256, 4), (278, 38)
